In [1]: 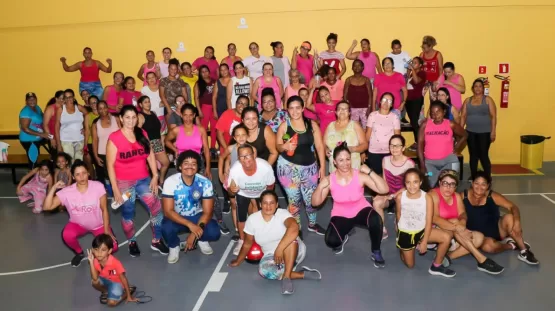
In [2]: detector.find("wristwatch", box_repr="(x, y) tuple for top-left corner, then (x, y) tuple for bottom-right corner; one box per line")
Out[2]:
(367, 168), (373, 175)
(199, 222), (205, 229)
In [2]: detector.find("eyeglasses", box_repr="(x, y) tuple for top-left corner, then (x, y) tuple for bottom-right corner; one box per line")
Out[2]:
(381, 98), (393, 104)
(64, 96), (74, 100)
(239, 153), (254, 160)
(440, 181), (457, 189)
(389, 144), (403, 149)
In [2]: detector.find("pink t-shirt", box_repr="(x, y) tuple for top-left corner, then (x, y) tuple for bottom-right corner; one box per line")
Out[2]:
(108, 130), (150, 180)
(437, 74), (463, 110)
(295, 54), (314, 84)
(314, 101), (338, 133)
(424, 119), (453, 160)
(285, 84), (306, 101)
(374, 72), (406, 109)
(119, 90), (142, 107)
(193, 57), (220, 81)
(366, 111), (400, 154)
(329, 169), (371, 218)
(321, 80), (345, 101)
(57, 181), (106, 231)
(382, 156), (416, 194)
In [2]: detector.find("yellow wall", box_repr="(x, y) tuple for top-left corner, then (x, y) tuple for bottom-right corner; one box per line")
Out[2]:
(2, 1), (554, 163)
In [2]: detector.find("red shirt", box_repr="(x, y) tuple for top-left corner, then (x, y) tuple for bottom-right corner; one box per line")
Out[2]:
(422, 51), (440, 82)
(93, 255), (126, 283)
(407, 71), (427, 100)
(192, 57), (220, 81)
(215, 109), (241, 152)
(108, 130), (150, 181)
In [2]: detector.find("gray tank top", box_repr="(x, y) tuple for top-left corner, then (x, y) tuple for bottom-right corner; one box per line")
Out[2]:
(465, 96), (491, 133)
(231, 144), (239, 168)
(271, 56), (286, 88)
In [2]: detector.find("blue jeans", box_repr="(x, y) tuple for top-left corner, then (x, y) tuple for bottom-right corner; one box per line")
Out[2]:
(161, 214), (221, 248)
(118, 177), (163, 241)
(79, 81), (104, 98)
(98, 277), (124, 301)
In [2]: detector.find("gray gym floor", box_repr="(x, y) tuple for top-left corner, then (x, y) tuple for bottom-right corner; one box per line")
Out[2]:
(1, 164), (554, 311)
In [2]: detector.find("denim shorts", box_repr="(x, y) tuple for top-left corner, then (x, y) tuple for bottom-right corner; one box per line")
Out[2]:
(99, 277), (124, 301)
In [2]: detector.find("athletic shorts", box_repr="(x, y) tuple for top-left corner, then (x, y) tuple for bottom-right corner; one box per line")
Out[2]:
(396, 229), (424, 250)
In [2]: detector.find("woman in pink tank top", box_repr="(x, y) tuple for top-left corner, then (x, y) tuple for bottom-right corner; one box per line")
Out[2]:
(291, 41), (315, 85)
(221, 43), (243, 77)
(312, 142), (389, 265)
(418, 101), (467, 188)
(346, 39), (382, 82)
(164, 104), (212, 179)
(252, 63), (284, 110)
(430, 170), (504, 274)
(60, 47), (112, 98)
(102, 72), (124, 114)
(284, 69), (306, 102)
(435, 62), (466, 110)
(138, 50), (161, 86)
(106, 105), (166, 257)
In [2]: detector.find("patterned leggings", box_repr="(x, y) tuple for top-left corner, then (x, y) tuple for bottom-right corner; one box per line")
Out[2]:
(117, 177), (163, 241)
(277, 156), (319, 227)
(350, 108), (368, 129)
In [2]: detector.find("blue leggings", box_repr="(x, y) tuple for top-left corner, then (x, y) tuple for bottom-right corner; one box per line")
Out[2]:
(161, 214), (221, 248)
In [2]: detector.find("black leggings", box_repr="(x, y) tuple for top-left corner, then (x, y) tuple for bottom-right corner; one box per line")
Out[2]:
(467, 131), (492, 179)
(20, 139), (50, 170)
(96, 154), (108, 182)
(325, 206), (383, 251)
(405, 97), (424, 142)
(236, 194), (256, 222)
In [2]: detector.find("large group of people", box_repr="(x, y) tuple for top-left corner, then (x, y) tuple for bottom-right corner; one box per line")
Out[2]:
(14, 34), (538, 303)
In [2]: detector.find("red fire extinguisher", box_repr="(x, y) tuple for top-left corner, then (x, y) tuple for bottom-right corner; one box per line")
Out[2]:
(495, 75), (510, 108)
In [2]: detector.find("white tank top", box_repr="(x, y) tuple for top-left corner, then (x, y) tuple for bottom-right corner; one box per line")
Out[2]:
(60, 105), (84, 142)
(398, 190), (427, 232)
(230, 76), (251, 108)
(141, 86), (164, 117)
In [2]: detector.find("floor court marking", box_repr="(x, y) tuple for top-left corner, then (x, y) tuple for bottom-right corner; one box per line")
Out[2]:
(0, 220), (151, 276)
(192, 240), (234, 311)
(540, 194), (555, 205)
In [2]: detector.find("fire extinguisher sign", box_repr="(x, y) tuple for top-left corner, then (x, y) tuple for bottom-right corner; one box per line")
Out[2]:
(499, 63), (510, 74)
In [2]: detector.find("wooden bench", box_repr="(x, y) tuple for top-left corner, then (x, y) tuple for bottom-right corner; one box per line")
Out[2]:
(404, 149), (464, 180)
(0, 154), (50, 184)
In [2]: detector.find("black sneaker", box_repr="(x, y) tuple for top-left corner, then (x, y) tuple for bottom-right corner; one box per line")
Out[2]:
(333, 235), (349, 255)
(307, 223), (326, 236)
(222, 200), (231, 214)
(151, 240), (169, 255)
(129, 241), (141, 257)
(371, 250), (385, 268)
(218, 221), (231, 235)
(231, 234), (240, 241)
(477, 258), (504, 275)
(518, 250), (539, 265)
(429, 264), (456, 278)
(71, 252), (85, 267)
(386, 206), (395, 215)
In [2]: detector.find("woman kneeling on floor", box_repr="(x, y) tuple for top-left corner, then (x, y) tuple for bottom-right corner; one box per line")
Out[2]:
(312, 142), (389, 268)
(430, 170), (504, 275)
(229, 190), (321, 295)
(463, 172), (539, 265)
(395, 168), (456, 277)
(43, 159), (118, 267)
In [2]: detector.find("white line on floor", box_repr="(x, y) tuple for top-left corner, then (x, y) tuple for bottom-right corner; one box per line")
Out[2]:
(540, 194), (555, 205)
(192, 240), (234, 311)
(0, 220), (151, 276)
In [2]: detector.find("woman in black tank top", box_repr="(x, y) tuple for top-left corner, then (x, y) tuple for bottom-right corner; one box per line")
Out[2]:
(137, 95), (170, 183)
(214, 63), (231, 118)
(241, 107), (278, 165)
(463, 173), (538, 265)
(275, 95), (327, 237)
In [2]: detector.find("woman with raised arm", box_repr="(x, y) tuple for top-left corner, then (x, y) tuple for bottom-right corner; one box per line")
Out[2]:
(345, 39), (382, 83)
(60, 47), (112, 98)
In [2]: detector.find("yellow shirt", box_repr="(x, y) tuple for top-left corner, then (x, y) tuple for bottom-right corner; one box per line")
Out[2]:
(181, 75), (199, 106)
(87, 112), (98, 144)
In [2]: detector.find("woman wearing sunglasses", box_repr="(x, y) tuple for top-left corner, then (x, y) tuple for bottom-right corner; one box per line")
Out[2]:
(430, 170), (504, 275)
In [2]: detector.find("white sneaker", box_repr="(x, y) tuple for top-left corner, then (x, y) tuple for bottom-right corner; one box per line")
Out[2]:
(168, 246), (180, 264)
(233, 239), (244, 256)
(198, 241), (214, 255)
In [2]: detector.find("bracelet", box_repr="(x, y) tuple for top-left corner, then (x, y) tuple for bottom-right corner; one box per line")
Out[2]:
(367, 168), (373, 176)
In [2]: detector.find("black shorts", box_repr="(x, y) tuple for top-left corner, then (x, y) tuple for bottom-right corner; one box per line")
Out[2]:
(365, 152), (389, 175)
(396, 229), (424, 250)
